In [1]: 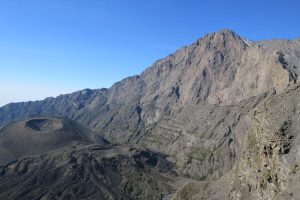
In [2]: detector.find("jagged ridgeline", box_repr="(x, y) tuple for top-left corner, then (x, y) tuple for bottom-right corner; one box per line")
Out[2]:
(1, 29), (300, 200)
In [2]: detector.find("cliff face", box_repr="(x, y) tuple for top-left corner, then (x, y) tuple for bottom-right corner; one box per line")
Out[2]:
(140, 30), (292, 107)
(173, 83), (300, 200)
(1, 29), (300, 199)
(230, 83), (300, 200)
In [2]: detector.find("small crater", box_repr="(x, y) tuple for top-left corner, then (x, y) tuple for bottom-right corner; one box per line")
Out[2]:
(25, 118), (60, 132)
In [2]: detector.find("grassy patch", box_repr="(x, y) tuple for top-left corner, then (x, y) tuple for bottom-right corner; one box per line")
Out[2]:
(248, 133), (258, 149)
(140, 135), (163, 148)
(185, 148), (211, 162)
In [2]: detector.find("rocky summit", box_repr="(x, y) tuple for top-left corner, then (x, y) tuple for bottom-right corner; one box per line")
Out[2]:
(1, 29), (300, 200)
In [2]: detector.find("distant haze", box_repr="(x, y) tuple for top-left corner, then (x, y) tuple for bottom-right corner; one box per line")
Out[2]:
(0, 84), (76, 107)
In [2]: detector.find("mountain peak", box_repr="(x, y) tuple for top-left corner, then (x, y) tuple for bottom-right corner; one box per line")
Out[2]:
(194, 29), (249, 52)
(209, 29), (246, 44)
(202, 29), (241, 39)
(217, 28), (238, 35)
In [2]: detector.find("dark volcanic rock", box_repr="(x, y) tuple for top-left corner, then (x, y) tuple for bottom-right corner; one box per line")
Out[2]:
(0, 145), (174, 200)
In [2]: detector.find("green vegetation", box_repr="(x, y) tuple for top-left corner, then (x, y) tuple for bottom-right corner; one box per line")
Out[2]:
(263, 170), (272, 182)
(122, 171), (172, 200)
(140, 135), (163, 148)
(185, 148), (211, 162)
(248, 133), (258, 150)
(260, 170), (272, 189)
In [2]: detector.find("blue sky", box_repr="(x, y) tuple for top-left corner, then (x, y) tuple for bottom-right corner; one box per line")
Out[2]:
(0, 0), (299, 106)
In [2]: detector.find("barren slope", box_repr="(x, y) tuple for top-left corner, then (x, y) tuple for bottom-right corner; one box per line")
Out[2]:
(0, 117), (106, 165)
(0, 145), (174, 200)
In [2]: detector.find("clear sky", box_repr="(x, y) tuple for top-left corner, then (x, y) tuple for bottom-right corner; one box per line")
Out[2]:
(0, 0), (299, 106)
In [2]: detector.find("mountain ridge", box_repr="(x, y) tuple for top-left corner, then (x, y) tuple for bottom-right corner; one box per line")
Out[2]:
(1, 29), (299, 132)
(2, 29), (298, 106)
